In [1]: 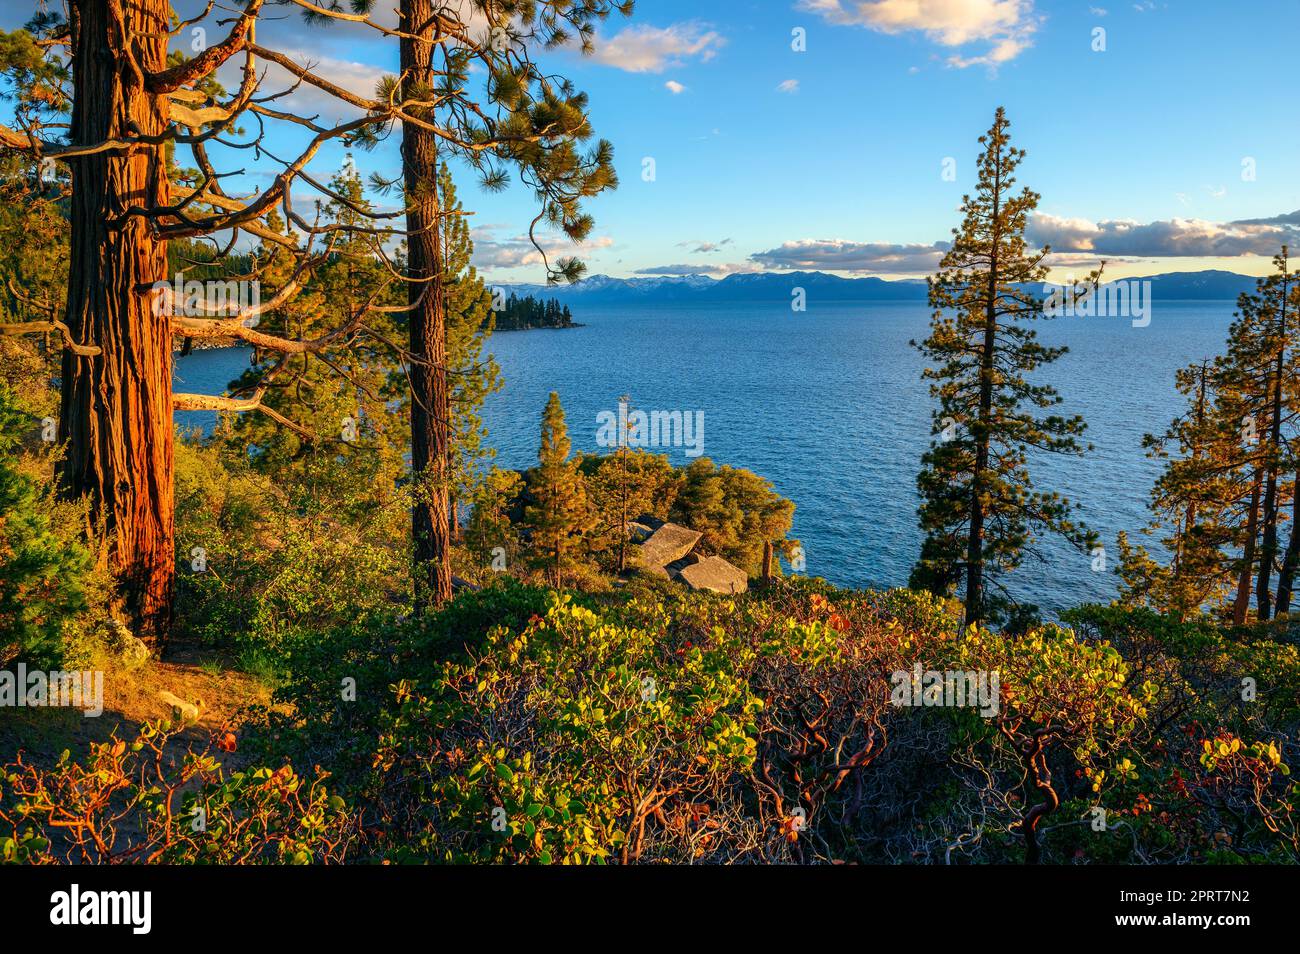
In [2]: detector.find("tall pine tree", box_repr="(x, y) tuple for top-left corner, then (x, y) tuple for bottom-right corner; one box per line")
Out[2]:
(523, 392), (589, 586)
(910, 108), (1095, 629)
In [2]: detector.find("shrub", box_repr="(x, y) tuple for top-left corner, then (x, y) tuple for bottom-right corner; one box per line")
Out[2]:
(0, 383), (94, 667)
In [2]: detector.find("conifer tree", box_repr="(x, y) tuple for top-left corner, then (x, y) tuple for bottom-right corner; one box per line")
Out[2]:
(1127, 249), (1299, 622)
(910, 108), (1095, 629)
(1233, 249), (1297, 619)
(524, 392), (589, 586)
(436, 163), (500, 539)
(584, 397), (681, 573)
(1119, 360), (1238, 618)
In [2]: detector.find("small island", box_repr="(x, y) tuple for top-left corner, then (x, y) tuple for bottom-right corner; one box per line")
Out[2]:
(490, 292), (581, 331)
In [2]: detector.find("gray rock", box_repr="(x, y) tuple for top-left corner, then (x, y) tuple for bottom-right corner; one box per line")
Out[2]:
(158, 690), (200, 723)
(634, 522), (702, 570)
(626, 522), (656, 543)
(677, 556), (748, 594)
(101, 619), (150, 669)
(634, 514), (666, 532)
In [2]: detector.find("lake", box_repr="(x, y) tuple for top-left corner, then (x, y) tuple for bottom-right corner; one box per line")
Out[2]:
(175, 299), (1237, 615)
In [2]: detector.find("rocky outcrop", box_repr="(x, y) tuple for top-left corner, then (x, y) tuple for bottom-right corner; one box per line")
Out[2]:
(677, 555), (748, 594)
(634, 523), (702, 571)
(629, 518), (751, 595)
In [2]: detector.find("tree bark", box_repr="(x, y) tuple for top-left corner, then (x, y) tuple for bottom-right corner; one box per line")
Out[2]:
(401, 0), (452, 613)
(59, 0), (174, 647)
(1274, 480), (1300, 615)
(1233, 468), (1262, 625)
(965, 162), (1001, 632)
(1255, 324), (1287, 620)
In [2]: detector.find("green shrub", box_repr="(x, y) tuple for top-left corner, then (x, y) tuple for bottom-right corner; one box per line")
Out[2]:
(0, 383), (93, 667)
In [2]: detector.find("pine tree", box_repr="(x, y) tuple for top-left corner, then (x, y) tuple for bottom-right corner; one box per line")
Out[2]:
(437, 164), (501, 539)
(910, 107), (1095, 629)
(1120, 360), (1238, 618)
(1122, 248), (1300, 623)
(523, 393), (589, 586)
(1234, 249), (1297, 619)
(219, 166), (407, 527)
(0, 383), (90, 666)
(584, 398), (682, 573)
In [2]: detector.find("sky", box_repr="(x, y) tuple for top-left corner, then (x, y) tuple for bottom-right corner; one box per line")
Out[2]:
(6, 0), (1300, 283)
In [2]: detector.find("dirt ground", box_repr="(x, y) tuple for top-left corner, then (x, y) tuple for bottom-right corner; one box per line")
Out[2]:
(0, 644), (274, 769)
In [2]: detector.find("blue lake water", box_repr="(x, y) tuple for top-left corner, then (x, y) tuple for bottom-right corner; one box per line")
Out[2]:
(175, 299), (1237, 614)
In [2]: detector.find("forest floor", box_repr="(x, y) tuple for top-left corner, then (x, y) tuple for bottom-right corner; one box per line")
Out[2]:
(0, 644), (274, 771)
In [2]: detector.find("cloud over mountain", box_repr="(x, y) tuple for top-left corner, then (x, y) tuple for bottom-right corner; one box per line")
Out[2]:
(748, 239), (949, 274)
(1028, 211), (1300, 257)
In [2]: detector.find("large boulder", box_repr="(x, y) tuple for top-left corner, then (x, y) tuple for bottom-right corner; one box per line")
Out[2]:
(677, 556), (748, 595)
(625, 521), (656, 544)
(100, 619), (150, 669)
(634, 522), (701, 571)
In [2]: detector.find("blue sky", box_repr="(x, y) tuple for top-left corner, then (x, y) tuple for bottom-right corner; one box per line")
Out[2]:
(7, 0), (1300, 282)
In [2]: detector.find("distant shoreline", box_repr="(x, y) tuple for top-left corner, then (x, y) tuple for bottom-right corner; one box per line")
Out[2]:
(492, 322), (585, 332)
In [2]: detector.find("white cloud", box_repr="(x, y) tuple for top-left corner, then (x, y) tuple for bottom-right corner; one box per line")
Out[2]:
(217, 50), (389, 120)
(587, 22), (725, 73)
(1028, 211), (1300, 257)
(749, 239), (949, 274)
(799, 0), (1039, 68)
(664, 80), (687, 94)
(776, 79), (800, 93)
(677, 238), (734, 253)
(471, 228), (615, 271)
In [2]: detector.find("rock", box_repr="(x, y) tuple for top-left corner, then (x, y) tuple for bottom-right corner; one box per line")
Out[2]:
(634, 522), (702, 570)
(158, 691), (201, 724)
(677, 556), (748, 595)
(626, 522), (656, 543)
(664, 554), (701, 578)
(100, 619), (150, 669)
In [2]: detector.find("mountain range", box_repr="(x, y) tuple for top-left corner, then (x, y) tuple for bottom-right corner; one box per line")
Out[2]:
(497, 269), (1261, 305)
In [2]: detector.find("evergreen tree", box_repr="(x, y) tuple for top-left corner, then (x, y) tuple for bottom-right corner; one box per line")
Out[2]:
(1232, 249), (1297, 619)
(467, 466), (524, 570)
(1119, 360), (1238, 618)
(1127, 249), (1299, 622)
(671, 458), (794, 577)
(523, 393), (589, 586)
(219, 163), (407, 529)
(584, 398), (681, 572)
(437, 163), (501, 538)
(0, 383), (89, 666)
(910, 108), (1095, 629)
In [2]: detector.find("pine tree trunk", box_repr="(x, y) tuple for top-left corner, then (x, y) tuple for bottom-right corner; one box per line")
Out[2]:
(1275, 481), (1300, 615)
(59, 0), (174, 647)
(1255, 356), (1287, 620)
(402, 0), (452, 613)
(761, 540), (773, 582)
(1233, 469), (1262, 625)
(966, 195), (1000, 631)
